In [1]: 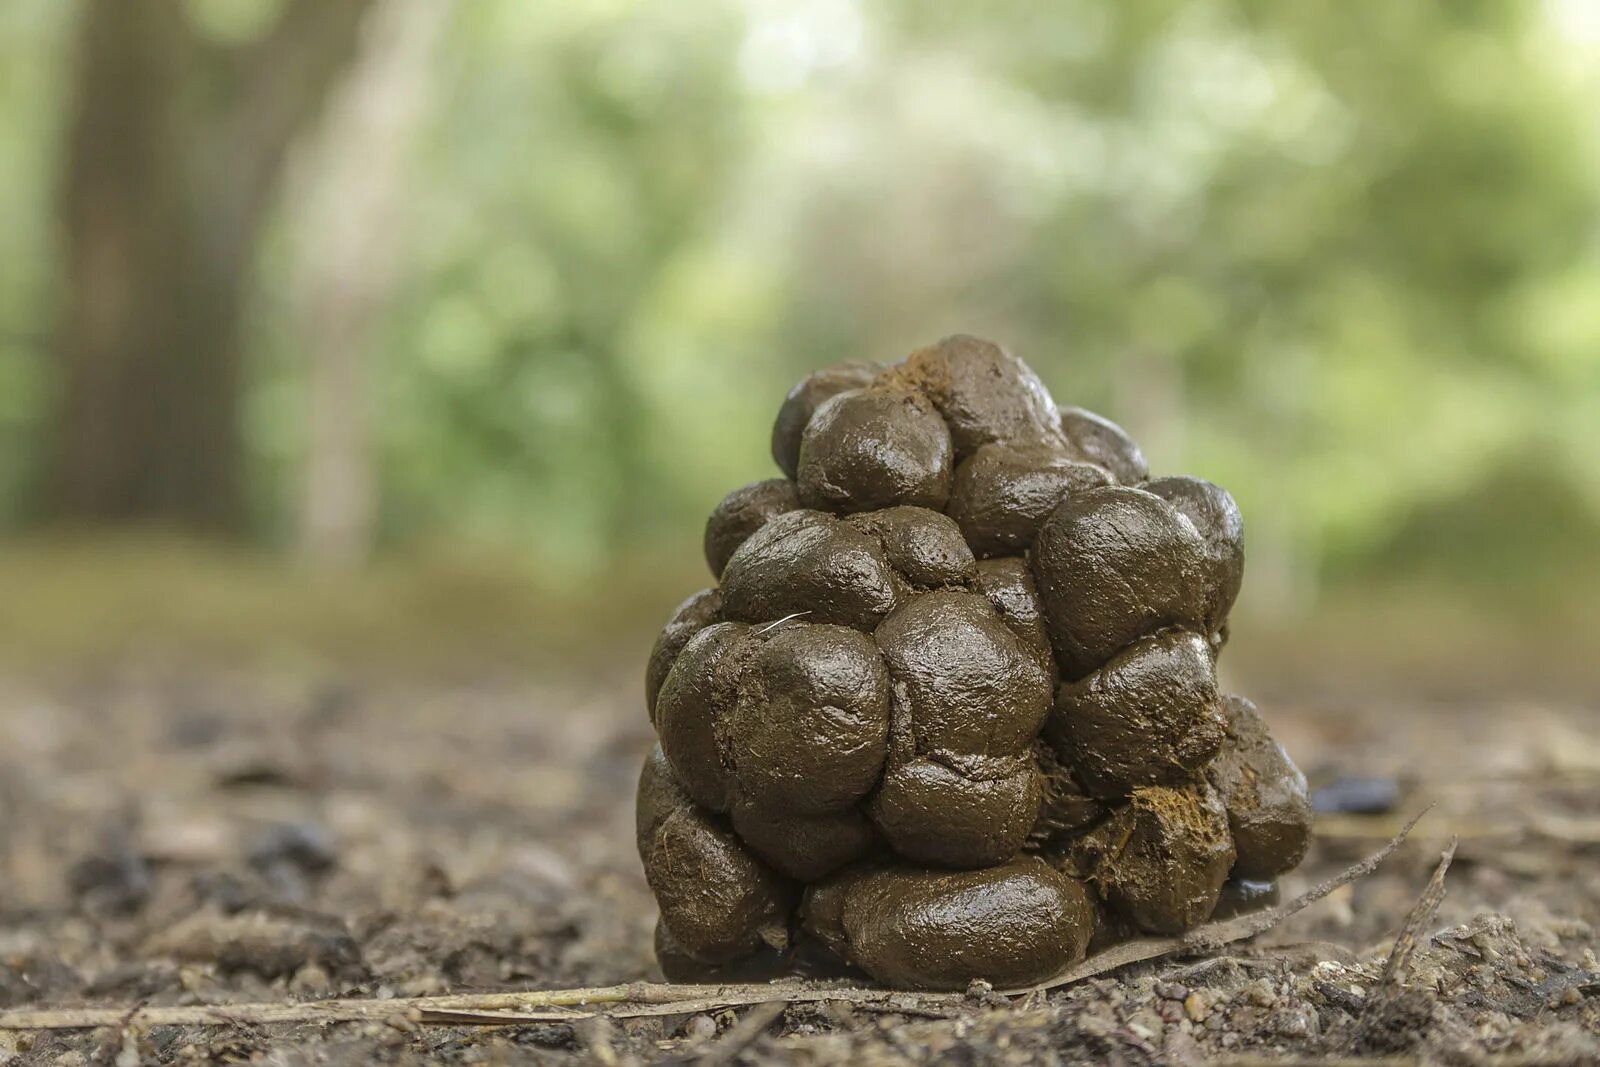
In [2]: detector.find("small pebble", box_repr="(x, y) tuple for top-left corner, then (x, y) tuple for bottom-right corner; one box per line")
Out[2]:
(1126, 1008), (1166, 1042)
(248, 821), (339, 874)
(69, 838), (152, 915)
(515, 1024), (578, 1050)
(1163, 1028), (1206, 1067)
(684, 1014), (717, 1041)
(1311, 776), (1400, 815)
(1184, 992), (1209, 1022)
(1276, 1007), (1314, 1038)
(290, 963), (331, 996)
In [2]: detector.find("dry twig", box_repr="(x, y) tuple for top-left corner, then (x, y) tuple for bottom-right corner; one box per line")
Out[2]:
(1341, 836), (1458, 1056)
(1376, 836), (1457, 990)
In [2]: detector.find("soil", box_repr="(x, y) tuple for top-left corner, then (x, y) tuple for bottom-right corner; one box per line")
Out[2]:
(1, 661), (1597, 1064)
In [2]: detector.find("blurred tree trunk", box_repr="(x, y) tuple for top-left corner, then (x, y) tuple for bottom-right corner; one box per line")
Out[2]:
(292, 0), (447, 570)
(50, 0), (376, 533)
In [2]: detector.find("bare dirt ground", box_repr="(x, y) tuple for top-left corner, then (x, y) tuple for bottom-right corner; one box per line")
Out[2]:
(1, 660), (1596, 1065)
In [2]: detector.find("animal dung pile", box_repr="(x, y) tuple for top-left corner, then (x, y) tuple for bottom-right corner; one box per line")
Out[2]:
(638, 336), (1312, 990)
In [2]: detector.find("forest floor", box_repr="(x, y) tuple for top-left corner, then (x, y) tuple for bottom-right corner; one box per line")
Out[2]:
(0, 651), (1597, 1065)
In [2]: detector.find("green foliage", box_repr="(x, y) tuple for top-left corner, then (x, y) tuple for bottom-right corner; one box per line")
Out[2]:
(4, 0), (1599, 608)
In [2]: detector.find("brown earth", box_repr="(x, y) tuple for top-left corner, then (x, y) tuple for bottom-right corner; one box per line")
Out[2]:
(1, 660), (1597, 1065)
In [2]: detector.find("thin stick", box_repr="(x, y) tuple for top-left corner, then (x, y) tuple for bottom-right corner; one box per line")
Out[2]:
(755, 612), (811, 635)
(1343, 834), (1458, 1055)
(0, 810), (1428, 1033)
(1376, 836), (1456, 990)
(0, 984), (958, 1032)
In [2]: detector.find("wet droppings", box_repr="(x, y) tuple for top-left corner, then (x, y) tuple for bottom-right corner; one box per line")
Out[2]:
(703, 478), (800, 579)
(639, 337), (1311, 989)
(1207, 694), (1314, 880)
(803, 857), (1096, 990)
(948, 442), (1111, 559)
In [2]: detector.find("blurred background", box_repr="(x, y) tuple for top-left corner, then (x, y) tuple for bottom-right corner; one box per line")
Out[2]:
(1, 0), (1597, 693)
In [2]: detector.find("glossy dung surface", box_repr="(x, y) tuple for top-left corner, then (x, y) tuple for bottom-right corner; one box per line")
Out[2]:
(637, 335), (1312, 989)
